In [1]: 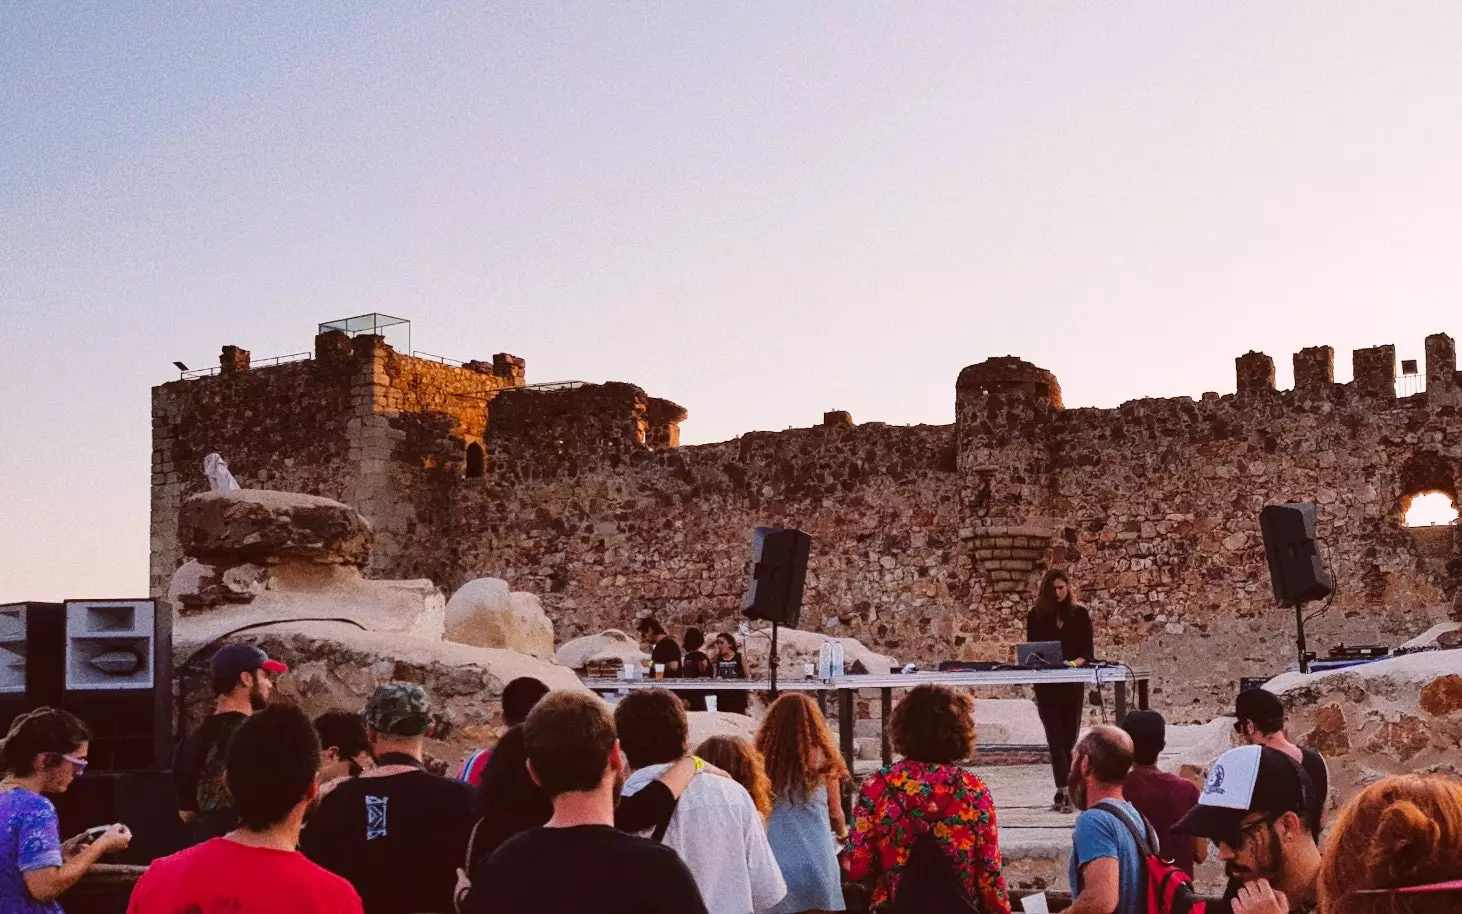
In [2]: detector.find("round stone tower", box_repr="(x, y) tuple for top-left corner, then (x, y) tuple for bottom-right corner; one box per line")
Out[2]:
(954, 357), (1063, 597)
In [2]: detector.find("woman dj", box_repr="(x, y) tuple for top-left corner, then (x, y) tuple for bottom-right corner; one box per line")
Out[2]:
(1025, 569), (1094, 814)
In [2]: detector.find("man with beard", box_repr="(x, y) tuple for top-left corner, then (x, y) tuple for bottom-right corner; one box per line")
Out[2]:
(1065, 725), (1158, 914)
(1172, 745), (1321, 914)
(174, 642), (287, 844)
(466, 691), (707, 914)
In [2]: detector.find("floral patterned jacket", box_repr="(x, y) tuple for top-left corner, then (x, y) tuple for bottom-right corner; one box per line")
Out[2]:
(841, 759), (1011, 913)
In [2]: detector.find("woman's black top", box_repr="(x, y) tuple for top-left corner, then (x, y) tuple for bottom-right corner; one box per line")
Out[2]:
(711, 653), (749, 714)
(472, 726), (679, 865)
(1025, 603), (1095, 665)
(681, 650), (712, 711)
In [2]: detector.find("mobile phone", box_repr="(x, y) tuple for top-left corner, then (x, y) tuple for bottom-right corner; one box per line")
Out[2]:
(80, 825), (111, 844)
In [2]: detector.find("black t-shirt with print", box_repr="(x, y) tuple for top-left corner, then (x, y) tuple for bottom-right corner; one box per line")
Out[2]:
(712, 653), (749, 713)
(173, 711), (247, 842)
(466, 824), (708, 914)
(301, 765), (476, 914)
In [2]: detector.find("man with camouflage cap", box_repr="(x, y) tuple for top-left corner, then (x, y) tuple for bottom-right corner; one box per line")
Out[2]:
(303, 683), (476, 914)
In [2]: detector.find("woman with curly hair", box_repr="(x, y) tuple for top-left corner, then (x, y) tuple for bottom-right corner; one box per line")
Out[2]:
(842, 685), (1011, 914)
(753, 692), (848, 914)
(1311, 773), (1462, 914)
(693, 736), (773, 821)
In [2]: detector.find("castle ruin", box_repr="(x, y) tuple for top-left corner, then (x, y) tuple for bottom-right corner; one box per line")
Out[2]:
(151, 325), (1462, 717)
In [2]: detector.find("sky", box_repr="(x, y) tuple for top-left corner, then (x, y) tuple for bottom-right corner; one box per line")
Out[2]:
(4, 3), (1462, 601)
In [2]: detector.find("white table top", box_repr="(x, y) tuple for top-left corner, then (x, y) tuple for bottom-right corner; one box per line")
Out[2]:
(583, 665), (1146, 692)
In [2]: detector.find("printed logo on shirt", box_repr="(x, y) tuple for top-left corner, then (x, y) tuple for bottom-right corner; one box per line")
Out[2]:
(1205, 764), (1227, 795)
(366, 795), (388, 840)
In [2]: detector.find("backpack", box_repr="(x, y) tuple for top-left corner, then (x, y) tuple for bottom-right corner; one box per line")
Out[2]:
(1092, 801), (1206, 914)
(892, 830), (982, 914)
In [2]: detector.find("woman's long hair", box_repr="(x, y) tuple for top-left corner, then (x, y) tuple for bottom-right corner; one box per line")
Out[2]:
(754, 693), (849, 806)
(694, 736), (772, 821)
(1319, 774), (1462, 914)
(1029, 568), (1073, 627)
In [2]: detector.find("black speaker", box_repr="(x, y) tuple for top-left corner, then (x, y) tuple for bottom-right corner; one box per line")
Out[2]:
(55, 770), (188, 865)
(741, 527), (812, 627)
(1259, 503), (1334, 606)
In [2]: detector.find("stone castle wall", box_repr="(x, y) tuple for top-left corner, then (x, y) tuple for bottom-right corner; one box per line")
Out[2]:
(151, 331), (1462, 718)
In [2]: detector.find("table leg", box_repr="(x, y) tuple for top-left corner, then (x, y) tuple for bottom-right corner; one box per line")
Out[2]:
(838, 688), (855, 820)
(816, 690), (828, 717)
(1137, 677), (1149, 711)
(1114, 679), (1128, 724)
(880, 688), (892, 768)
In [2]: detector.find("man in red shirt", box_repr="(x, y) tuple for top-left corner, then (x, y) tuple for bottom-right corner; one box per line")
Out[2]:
(1119, 710), (1206, 877)
(129, 705), (363, 914)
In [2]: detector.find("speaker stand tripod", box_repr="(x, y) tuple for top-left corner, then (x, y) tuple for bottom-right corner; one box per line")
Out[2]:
(1295, 601), (1311, 675)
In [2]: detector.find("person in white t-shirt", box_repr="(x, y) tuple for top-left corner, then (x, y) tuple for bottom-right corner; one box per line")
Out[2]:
(615, 689), (787, 914)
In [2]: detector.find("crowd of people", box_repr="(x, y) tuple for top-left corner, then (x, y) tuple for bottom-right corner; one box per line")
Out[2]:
(0, 600), (1454, 913)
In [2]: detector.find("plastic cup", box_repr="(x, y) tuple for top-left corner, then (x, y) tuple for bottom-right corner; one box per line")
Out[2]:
(804, 662), (816, 679)
(654, 663), (665, 679)
(705, 695), (718, 712)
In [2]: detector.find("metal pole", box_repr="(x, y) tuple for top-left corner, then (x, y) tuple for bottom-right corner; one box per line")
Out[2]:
(1295, 601), (1310, 674)
(769, 621), (779, 699)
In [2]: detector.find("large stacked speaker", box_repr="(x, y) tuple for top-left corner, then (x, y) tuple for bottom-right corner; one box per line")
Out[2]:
(0, 599), (181, 863)
(741, 527), (812, 628)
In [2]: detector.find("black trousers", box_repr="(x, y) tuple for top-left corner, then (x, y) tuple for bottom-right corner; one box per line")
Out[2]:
(1034, 683), (1085, 790)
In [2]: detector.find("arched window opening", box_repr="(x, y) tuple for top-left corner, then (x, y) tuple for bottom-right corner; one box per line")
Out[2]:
(1403, 490), (1458, 528)
(465, 442), (485, 478)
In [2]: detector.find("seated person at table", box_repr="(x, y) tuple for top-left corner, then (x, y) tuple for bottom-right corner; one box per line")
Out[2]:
(710, 632), (750, 714)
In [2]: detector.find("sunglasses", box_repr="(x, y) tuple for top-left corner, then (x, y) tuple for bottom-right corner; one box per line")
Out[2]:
(61, 754), (88, 773)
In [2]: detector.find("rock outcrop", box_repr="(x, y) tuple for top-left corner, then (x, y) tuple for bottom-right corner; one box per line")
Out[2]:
(168, 488), (577, 770)
(445, 578), (555, 659)
(176, 623), (583, 772)
(1265, 652), (1462, 813)
(178, 490), (372, 567)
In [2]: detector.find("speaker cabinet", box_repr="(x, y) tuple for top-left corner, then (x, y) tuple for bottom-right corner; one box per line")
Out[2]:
(55, 770), (187, 865)
(0, 603), (66, 736)
(63, 600), (173, 773)
(741, 527), (812, 627)
(1259, 503), (1335, 606)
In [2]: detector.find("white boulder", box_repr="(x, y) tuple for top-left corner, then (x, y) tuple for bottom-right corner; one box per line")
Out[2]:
(557, 629), (649, 670)
(444, 577), (555, 660)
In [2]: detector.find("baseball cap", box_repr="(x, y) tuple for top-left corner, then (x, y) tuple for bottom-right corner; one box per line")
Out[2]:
(1235, 688), (1286, 730)
(211, 643), (287, 681)
(1172, 745), (1312, 845)
(363, 682), (433, 735)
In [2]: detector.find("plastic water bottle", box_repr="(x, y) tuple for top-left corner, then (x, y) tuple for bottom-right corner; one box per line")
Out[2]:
(830, 641), (845, 678)
(818, 642), (833, 679)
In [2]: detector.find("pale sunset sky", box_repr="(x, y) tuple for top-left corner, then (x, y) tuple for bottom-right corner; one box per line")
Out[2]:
(4, 4), (1462, 600)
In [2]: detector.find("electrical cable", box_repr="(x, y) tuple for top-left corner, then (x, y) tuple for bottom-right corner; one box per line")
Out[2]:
(1301, 540), (1341, 639)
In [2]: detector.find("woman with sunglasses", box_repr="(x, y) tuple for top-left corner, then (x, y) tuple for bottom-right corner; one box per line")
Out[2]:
(0, 708), (130, 912)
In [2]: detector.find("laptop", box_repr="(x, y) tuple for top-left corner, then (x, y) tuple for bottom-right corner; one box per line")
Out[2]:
(1017, 641), (1065, 668)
